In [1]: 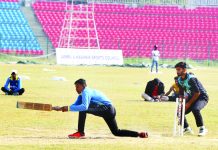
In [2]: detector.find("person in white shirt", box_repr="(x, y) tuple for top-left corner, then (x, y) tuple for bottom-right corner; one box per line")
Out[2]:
(151, 45), (160, 73)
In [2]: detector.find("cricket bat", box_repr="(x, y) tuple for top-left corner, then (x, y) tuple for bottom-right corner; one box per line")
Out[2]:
(17, 101), (53, 111)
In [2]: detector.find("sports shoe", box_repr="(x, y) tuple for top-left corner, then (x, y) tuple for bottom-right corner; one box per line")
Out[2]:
(198, 126), (208, 136)
(68, 132), (85, 139)
(184, 127), (194, 135)
(139, 132), (148, 138)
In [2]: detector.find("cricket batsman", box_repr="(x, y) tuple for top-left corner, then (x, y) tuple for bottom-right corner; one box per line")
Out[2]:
(53, 79), (148, 139)
(175, 62), (208, 136)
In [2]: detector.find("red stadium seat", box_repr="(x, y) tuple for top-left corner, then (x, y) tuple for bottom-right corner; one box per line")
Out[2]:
(32, 2), (218, 59)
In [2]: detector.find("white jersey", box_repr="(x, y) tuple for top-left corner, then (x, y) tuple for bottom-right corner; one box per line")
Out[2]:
(152, 50), (160, 61)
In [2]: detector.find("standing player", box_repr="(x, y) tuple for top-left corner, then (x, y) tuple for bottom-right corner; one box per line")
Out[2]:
(151, 45), (160, 73)
(175, 62), (208, 136)
(53, 79), (148, 139)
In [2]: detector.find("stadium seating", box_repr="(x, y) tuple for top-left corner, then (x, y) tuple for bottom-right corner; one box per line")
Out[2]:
(0, 0), (18, 2)
(32, 2), (218, 59)
(0, 1), (43, 55)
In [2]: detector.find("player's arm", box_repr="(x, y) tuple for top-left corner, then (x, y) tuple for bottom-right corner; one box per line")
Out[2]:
(165, 86), (174, 96)
(4, 78), (10, 91)
(186, 92), (200, 110)
(69, 91), (90, 111)
(13, 79), (21, 92)
(53, 96), (82, 111)
(53, 95), (83, 111)
(185, 78), (201, 110)
(54, 91), (91, 112)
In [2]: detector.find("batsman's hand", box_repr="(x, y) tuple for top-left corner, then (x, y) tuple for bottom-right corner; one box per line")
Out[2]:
(52, 106), (62, 111)
(61, 106), (68, 112)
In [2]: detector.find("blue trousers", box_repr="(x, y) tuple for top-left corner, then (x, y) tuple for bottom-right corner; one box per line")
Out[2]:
(151, 60), (159, 73)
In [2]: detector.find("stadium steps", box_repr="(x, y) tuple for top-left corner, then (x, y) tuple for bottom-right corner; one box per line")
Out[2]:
(20, 6), (54, 54)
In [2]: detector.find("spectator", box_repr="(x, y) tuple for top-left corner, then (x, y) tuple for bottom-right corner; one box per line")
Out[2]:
(141, 78), (167, 102)
(1, 70), (25, 95)
(165, 76), (179, 102)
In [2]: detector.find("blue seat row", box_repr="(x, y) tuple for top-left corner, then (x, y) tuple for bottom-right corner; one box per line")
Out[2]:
(0, 2), (41, 52)
(0, 2), (20, 9)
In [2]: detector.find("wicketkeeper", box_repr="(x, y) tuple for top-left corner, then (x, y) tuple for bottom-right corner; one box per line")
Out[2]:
(175, 62), (208, 136)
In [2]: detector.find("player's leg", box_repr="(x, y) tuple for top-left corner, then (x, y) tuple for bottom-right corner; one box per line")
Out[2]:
(18, 88), (25, 95)
(1, 87), (7, 93)
(191, 99), (208, 136)
(160, 96), (169, 101)
(104, 116), (140, 137)
(68, 103), (111, 138)
(103, 106), (148, 138)
(151, 60), (155, 72)
(168, 96), (176, 102)
(141, 93), (154, 102)
(183, 108), (194, 134)
(68, 111), (86, 138)
(78, 111), (86, 133)
(156, 60), (158, 73)
(1, 87), (12, 95)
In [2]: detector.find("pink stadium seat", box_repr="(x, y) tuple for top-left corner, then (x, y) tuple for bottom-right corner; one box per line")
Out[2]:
(32, 2), (218, 59)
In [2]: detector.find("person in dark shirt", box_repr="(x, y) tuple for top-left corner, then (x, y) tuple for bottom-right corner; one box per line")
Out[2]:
(175, 62), (208, 136)
(141, 78), (167, 102)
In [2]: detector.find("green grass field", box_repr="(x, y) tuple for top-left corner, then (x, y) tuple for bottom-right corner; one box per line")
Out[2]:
(0, 64), (218, 150)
